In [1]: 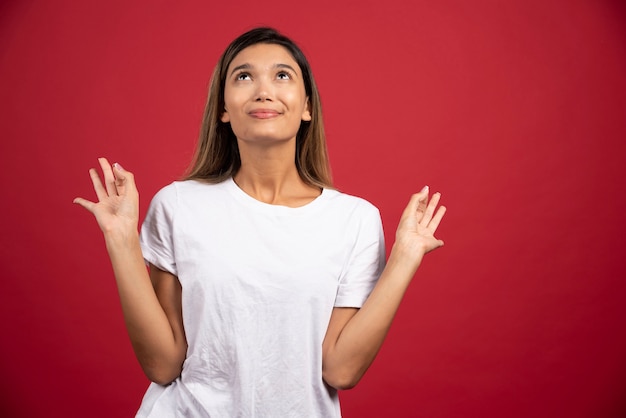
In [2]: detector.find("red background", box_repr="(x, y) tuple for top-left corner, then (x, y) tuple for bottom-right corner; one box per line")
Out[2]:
(1, 1), (625, 417)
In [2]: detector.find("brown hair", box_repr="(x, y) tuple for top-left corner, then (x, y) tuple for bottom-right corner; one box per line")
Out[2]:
(184, 27), (332, 188)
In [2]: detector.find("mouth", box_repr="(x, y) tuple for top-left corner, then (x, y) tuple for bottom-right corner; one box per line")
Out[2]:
(248, 109), (281, 119)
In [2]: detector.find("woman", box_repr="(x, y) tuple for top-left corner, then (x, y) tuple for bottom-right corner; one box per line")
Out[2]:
(74, 27), (446, 417)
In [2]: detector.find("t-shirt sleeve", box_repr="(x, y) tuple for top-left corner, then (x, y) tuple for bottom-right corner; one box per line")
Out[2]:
(334, 203), (386, 308)
(139, 184), (178, 276)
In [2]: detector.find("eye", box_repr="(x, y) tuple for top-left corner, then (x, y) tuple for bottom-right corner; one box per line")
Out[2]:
(277, 71), (292, 80)
(235, 72), (251, 81)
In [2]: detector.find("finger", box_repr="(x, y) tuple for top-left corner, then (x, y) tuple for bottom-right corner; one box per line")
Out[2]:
(401, 186), (429, 219)
(415, 186), (429, 216)
(73, 197), (96, 213)
(419, 192), (441, 227)
(98, 157), (117, 196)
(112, 162), (137, 197)
(428, 205), (447, 232)
(89, 168), (108, 201)
(112, 162), (126, 195)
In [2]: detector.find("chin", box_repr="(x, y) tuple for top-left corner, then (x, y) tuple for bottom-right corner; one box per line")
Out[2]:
(237, 131), (297, 144)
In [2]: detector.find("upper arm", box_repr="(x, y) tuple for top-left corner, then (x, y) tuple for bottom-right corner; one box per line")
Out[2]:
(149, 264), (187, 361)
(321, 307), (358, 385)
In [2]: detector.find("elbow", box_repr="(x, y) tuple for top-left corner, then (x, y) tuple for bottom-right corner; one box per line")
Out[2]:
(141, 361), (183, 386)
(135, 344), (186, 386)
(322, 368), (364, 391)
(147, 371), (178, 386)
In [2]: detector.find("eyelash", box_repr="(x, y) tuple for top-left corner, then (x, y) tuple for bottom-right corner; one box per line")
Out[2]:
(234, 71), (293, 81)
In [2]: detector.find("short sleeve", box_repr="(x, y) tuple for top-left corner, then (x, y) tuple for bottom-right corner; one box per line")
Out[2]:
(139, 184), (178, 275)
(334, 204), (386, 308)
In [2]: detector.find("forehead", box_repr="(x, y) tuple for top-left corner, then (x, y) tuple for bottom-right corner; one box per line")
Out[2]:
(228, 43), (301, 73)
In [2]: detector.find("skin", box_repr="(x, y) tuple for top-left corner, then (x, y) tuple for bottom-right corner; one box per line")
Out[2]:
(74, 43), (446, 390)
(221, 43), (317, 205)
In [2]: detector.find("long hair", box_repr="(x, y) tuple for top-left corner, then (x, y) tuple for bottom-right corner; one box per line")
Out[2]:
(184, 27), (332, 188)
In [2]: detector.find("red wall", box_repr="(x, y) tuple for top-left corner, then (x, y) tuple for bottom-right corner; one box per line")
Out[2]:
(1, 1), (625, 417)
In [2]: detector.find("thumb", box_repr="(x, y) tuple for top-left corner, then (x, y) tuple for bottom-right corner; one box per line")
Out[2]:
(73, 197), (95, 212)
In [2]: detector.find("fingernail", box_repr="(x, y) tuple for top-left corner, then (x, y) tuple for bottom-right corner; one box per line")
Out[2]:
(421, 185), (429, 193)
(113, 162), (123, 171)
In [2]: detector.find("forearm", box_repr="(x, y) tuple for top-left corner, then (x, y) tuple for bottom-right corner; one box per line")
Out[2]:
(105, 232), (185, 384)
(323, 243), (425, 389)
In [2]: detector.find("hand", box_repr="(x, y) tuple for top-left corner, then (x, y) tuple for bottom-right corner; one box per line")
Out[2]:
(73, 158), (139, 237)
(395, 186), (446, 256)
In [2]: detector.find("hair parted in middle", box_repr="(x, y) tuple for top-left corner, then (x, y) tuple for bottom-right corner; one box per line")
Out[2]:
(184, 27), (332, 189)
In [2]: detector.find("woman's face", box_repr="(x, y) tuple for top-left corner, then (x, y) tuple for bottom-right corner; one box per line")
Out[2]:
(221, 43), (311, 145)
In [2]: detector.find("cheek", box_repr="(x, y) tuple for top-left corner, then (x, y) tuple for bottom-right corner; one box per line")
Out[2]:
(223, 85), (246, 108)
(283, 90), (307, 112)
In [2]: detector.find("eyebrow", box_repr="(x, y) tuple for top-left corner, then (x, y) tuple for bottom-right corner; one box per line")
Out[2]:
(229, 63), (299, 77)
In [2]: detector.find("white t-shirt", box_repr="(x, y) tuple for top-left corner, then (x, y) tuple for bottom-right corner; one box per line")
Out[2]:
(136, 178), (385, 417)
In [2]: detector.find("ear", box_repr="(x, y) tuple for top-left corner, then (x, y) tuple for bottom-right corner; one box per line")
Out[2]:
(221, 109), (230, 123)
(301, 98), (312, 122)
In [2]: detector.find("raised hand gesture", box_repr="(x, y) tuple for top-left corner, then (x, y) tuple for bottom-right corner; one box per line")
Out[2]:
(395, 186), (446, 258)
(73, 157), (139, 238)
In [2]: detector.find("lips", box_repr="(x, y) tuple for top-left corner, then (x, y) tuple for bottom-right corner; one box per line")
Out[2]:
(248, 109), (281, 119)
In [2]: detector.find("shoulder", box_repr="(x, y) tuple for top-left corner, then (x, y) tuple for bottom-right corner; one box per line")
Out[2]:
(325, 188), (379, 211)
(323, 189), (381, 220)
(151, 179), (231, 203)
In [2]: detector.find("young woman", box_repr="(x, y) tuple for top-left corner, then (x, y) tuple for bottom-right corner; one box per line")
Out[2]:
(74, 27), (446, 417)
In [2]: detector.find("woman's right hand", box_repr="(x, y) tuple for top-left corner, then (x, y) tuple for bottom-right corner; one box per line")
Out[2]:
(74, 157), (139, 237)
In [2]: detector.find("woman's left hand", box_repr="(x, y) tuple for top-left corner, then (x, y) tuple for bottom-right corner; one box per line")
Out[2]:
(395, 186), (447, 256)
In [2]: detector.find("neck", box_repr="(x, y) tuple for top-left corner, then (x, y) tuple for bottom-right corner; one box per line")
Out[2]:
(234, 139), (320, 206)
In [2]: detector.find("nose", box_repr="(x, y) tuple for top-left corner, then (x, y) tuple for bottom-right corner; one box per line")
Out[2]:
(255, 78), (273, 102)
(256, 91), (270, 101)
